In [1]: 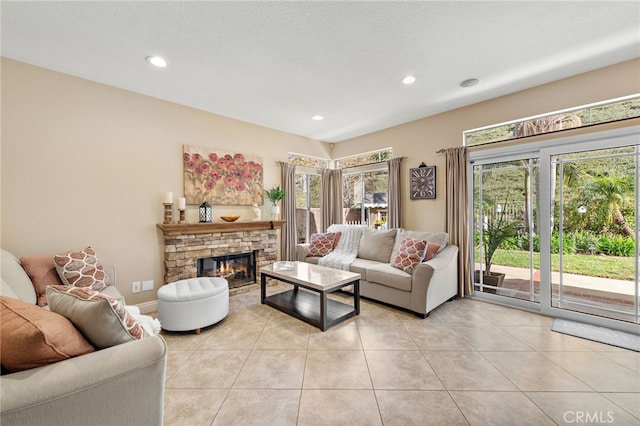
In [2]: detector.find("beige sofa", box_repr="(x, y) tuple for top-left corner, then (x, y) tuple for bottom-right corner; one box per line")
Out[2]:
(0, 249), (167, 426)
(296, 227), (459, 318)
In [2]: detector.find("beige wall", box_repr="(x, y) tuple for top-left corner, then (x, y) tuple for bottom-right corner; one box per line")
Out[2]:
(2, 57), (639, 305)
(1, 58), (329, 305)
(332, 58), (640, 232)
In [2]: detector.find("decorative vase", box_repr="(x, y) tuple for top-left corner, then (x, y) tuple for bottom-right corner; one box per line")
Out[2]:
(271, 205), (280, 219)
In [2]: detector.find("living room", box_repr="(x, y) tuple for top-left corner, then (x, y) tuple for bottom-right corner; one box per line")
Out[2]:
(2, 2), (640, 425)
(3, 58), (638, 309)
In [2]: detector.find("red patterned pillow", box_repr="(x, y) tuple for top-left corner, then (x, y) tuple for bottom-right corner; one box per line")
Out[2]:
(306, 232), (341, 257)
(46, 285), (148, 349)
(390, 237), (428, 274)
(53, 246), (111, 291)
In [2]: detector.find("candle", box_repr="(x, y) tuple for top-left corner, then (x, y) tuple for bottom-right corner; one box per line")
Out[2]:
(178, 197), (186, 210)
(164, 192), (173, 204)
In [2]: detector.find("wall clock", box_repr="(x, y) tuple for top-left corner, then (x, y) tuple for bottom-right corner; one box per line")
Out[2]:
(410, 166), (436, 200)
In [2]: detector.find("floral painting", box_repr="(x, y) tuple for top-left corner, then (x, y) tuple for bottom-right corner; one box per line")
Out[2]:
(183, 145), (264, 206)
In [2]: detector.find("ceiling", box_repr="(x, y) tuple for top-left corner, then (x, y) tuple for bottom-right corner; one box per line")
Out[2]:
(2, 1), (639, 143)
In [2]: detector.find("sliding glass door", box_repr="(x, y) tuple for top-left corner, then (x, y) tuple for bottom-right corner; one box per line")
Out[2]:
(471, 126), (640, 330)
(473, 157), (539, 303)
(547, 145), (639, 323)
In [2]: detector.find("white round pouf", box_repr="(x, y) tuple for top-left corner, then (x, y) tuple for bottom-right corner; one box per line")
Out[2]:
(157, 277), (229, 334)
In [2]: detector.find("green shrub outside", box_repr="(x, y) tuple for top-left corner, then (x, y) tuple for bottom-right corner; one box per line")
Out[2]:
(478, 230), (635, 257)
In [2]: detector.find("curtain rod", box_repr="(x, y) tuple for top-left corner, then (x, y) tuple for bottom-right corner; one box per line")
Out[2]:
(436, 149), (446, 154)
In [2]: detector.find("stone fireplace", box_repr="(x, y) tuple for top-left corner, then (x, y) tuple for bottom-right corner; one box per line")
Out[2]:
(157, 220), (285, 294)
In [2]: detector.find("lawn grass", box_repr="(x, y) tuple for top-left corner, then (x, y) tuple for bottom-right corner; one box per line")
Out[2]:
(488, 249), (635, 281)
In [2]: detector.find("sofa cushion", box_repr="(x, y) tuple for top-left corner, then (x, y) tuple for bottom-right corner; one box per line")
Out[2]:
(365, 263), (413, 292)
(349, 258), (382, 279)
(358, 228), (397, 263)
(20, 255), (64, 307)
(0, 295), (95, 372)
(390, 229), (448, 262)
(390, 237), (428, 274)
(53, 246), (111, 292)
(47, 285), (148, 349)
(306, 232), (341, 257)
(305, 256), (320, 265)
(1, 249), (37, 304)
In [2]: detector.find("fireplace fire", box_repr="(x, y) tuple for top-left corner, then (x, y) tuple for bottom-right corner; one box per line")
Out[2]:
(197, 251), (257, 288)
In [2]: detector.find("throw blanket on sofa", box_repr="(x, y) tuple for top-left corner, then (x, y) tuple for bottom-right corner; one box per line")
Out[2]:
(318, 224), (367, 271)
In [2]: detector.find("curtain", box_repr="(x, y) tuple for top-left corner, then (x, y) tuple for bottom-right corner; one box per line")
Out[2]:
(386, 157), (404, 229)
(280, 162), (297, 261)
(320, 168), (343, 232)
(445, 147), (472, 297)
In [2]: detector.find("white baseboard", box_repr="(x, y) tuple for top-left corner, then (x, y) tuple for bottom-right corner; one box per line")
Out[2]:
(137, 299), (158, 314)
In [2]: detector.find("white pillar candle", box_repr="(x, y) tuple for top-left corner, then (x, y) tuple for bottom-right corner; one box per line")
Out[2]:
(164, 192), (173, 204)
(178, 197), (186, 210)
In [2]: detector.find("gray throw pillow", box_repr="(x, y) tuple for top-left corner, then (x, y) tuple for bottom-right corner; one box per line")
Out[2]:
(358, 228), (397, 263)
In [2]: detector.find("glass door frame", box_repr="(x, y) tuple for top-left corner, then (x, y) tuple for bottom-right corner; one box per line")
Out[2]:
(468, 125), (640, 334)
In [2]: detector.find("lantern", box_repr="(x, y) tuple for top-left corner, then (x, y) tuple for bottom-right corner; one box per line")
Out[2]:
(199, 201), (212, 223)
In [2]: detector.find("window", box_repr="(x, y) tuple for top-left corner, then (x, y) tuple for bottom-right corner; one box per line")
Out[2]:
(288, 153), (330, 168)
(335, 148), (392, 168)
(465, 94), (640, 147)
(289, 154), (328, 243)
(343, 169), (388, 226)
(338, 148), (392, 227)
(295, 172), (321, 243)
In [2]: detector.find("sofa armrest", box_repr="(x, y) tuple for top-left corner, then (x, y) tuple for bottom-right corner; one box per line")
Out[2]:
(296, 243), (310, 261)
(1, 335), (167, 426)
(411, 245), (459, 315)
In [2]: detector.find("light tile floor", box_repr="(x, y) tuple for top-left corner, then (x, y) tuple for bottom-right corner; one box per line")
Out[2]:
(161, 284), (640, 425)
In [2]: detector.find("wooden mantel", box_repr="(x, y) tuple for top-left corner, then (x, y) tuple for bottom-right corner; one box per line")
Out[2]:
(157, 220), (285, 236)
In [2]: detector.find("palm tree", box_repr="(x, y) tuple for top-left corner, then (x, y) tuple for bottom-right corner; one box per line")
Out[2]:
(582, 174), (634, 237)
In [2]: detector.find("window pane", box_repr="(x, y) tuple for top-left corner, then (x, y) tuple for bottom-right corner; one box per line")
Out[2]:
(364, 170), (388, 228)
(343, 173), (363, 224)
(336, 148), (392, 168)
(295, 174), (308, 243)
(309, 175), (321, 234)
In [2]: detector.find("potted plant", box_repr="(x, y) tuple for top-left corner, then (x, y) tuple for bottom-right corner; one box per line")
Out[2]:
(264, 185), (286, 219)
(475, 202), (519, 290)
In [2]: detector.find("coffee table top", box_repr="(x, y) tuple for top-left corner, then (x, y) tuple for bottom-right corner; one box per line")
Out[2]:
(260, 261), (360, 291)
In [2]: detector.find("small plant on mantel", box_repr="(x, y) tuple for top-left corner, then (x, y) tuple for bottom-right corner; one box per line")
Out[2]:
(264, 185), (286, 219)
(264, 185), (286, 206)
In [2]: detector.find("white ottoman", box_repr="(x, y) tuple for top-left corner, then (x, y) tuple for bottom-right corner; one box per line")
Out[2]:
(157, 277), (229, 334)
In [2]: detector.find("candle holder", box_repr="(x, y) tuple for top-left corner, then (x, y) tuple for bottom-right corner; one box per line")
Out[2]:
(163, 203), (174, 224)
(178, 209), (186, 224)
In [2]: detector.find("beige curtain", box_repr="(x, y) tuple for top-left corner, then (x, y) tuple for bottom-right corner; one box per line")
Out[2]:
(386, 157), (404, 229)
(280, 162), (297, 261)
(445, 147), (472, 297)
(320, 168), (343, 231)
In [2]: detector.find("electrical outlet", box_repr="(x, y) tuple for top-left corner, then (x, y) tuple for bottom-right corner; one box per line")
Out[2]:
(132, 281), (141, 293)
(142, 280), (154, 292)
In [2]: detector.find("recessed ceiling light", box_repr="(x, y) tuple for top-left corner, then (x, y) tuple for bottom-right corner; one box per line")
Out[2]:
(460, 78), (479, 88)
(402, 75), (416, 85)
(311, 115), (324, 121)
(146, 56), (168, 68)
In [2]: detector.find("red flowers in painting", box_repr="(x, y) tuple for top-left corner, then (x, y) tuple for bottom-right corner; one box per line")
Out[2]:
(184, 148), (263, 205)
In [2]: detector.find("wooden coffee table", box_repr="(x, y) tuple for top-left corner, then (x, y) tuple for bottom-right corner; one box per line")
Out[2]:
(260, 261), (360, 331)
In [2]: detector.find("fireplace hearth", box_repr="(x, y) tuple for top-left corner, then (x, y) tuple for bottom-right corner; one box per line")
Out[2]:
(197, 251), (257, 288)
